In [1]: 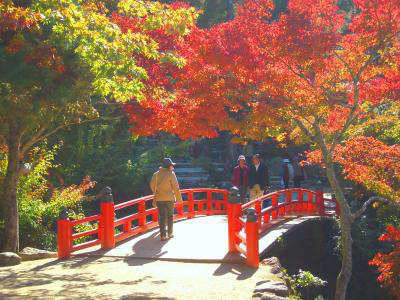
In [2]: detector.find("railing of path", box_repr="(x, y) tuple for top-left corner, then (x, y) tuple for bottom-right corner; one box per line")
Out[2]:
(57, 188), (228, 259)
(227, 188), (340, 268)
(57, 187), (339, 268)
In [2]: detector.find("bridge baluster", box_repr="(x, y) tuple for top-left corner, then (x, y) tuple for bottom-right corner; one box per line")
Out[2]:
(255, 201), (262, 228)
(263, 209), (270, 226)
(285, 190), (291, 215)
(138, 202), (146, 228)
(188, 192), (194, 218)
(206, 191), (212, 216)
(271, 193), (278, 219)
(245, 208), (259, 268)
(222, 190), (228, 212)
(298, 190), (303, 215)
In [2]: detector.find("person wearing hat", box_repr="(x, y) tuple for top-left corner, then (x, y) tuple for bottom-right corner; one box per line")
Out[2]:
(150, 158), (183, 241)
(231, 155), (249, 203)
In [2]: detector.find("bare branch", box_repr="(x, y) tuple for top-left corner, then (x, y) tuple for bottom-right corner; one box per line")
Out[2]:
(293, 118), (317, 143)
(333, 52), (355, 79)
(351, 196), (390, 222)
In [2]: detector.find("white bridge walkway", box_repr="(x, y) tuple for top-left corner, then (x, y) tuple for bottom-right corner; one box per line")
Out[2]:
(74, 215), (320, 263)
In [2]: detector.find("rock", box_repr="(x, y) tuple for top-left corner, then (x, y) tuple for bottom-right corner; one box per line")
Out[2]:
(254, 280), (289, 297)
(261, 293), (289, 300)
(0, 252), (21, 266)
(18, 247), (57, 261)
(262, 257), (284, 274)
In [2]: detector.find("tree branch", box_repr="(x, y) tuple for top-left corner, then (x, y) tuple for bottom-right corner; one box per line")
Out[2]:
(20, 116), (122, 155)
(294, 118), (317, 144)
(351, 196), (390, 222)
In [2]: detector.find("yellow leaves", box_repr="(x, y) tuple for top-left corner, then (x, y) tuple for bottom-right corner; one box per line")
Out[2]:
(117, 0), (197, 35)
(276, 133), (286, 142)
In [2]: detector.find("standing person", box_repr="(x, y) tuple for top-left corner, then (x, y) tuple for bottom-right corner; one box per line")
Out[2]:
(249, 154), (269, 201)
(231, 155), (249, 203)
(281, 158), (294, 189)
(292, 155), (305, 188)
(150, 158), (183, 241)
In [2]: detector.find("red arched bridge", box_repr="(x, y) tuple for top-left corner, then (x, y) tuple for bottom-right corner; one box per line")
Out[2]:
(57, 188), (339, 268)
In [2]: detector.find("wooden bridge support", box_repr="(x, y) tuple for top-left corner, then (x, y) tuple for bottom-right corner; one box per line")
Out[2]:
(100, 187), (115, 250)
(227, 187), (242, 253)
(57, 209), (72, 259)
(245, 208), (259, 268)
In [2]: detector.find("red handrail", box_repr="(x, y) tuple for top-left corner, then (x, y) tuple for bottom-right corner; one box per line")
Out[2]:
(57, 188), (228, 259)
(227, 188), (339, 268)
(57, 187), (339, 268)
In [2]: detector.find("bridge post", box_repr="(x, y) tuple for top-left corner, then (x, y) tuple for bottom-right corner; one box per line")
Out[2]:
(271, 193), (278, 219)
(188, 191), (195, 218)
(57, 209), (72, 259)
(298, 190), (304, 215)
(246, 208), (259, 268)
(206, 190), (212, 216)
(316, 189), (325, 216)
(100, 187), (115, 249)
(255, 201), (262, 228)
(285, 190), (292, 215)
(227, 187), (241, 253)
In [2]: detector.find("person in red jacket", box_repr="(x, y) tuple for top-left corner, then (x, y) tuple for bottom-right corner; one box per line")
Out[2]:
(231, 155), (249, 203)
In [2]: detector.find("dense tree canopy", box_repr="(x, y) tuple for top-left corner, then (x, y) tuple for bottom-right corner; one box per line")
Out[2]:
(0, 0), (197, 252)
(123, 0), (400, 299)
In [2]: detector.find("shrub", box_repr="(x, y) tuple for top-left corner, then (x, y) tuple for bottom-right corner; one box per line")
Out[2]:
(1, 143), (95, 250)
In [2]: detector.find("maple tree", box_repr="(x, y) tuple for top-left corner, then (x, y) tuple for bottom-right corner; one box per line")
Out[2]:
(0, 0), (197, 252)
(123, 0), (400, 299)
(369, 226), (400, 299)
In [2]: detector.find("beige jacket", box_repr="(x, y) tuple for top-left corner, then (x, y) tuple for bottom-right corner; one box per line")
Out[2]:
(150, 168), (183, 203)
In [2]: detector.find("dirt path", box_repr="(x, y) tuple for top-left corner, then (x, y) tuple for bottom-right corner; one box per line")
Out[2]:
(0, 257), (281, 300)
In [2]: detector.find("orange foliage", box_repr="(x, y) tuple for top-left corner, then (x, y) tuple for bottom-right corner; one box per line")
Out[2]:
(369, 226), (400, 299)
(306, 136), (400, 202)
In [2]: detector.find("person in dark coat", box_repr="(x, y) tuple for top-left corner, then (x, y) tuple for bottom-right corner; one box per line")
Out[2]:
(231, 155), (249, 203)
(249, 154), (269, 200)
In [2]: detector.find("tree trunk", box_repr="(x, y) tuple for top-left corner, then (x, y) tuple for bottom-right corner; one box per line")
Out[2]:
(324, 163), (353, 300)
(2, 122), (21, 252)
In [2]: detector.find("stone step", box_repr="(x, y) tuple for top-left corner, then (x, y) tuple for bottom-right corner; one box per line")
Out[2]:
(174, 167), (205, 173)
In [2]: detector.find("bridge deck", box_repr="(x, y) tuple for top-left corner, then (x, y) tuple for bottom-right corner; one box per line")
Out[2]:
(74, 215), (320, 262)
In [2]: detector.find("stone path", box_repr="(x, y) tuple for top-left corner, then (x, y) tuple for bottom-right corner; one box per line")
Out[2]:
(0, 256), (282, 300)
(0, 215), (325, 299)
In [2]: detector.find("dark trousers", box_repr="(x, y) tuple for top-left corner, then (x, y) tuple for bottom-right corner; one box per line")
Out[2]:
(239, 186), (247, 203)
(294, 176), (302, 188)
(156, 201), (174, 237)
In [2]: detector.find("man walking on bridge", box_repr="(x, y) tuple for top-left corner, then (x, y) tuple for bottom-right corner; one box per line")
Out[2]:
(150, 158), (183, 241)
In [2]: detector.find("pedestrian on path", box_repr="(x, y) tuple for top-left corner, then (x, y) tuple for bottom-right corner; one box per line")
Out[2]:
(292, 154), (305, 188)
(150, 158), (183, 241)
(249, 154), (269, 201)
(231, 155), (249, 203)
(281, 158), (294, 189)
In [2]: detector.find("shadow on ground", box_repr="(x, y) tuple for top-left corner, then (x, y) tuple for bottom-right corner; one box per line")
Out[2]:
(212, 254), (257, 280)
(0, 259), (171, 300)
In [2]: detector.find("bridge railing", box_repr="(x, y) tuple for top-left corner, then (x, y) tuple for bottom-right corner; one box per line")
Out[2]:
(57, 188), (228, 259)
(227, 188), (339, 268)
